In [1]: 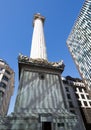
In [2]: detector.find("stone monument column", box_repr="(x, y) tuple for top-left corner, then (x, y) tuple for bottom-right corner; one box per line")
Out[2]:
(30, 13), (47, 60)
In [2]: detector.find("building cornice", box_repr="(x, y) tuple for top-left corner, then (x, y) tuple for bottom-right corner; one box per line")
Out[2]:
(18, 54), (65, 73)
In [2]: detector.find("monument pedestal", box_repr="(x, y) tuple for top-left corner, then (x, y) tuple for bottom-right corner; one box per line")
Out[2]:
(0, 112), (77, 130)
(0, 55), (77, 130)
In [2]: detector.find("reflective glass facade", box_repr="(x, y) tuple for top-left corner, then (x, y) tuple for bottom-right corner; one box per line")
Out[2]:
(67, 0), (91, 89)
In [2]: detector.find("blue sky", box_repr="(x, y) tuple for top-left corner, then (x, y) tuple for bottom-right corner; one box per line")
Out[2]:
(0, 0), (84, 114)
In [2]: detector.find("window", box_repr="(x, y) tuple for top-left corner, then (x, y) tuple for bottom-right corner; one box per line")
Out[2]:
(2, 75), (9, 82)
(69, 101), (74, 108)
(75, 93), (79, 98)
(0, 91), (4, 98)
(86, 95), (89, 99)
(79, 88), (82, 92)
(84, 87), (87, 92)
(81, 94), (85, 99)
(0, 82), (6, 89)
(84, 101), (88, 106)
(67, 94), (71, 99)
(89, 102), (91, 106)
(5, 70), (10, 75)
(65, 87), (69, 92)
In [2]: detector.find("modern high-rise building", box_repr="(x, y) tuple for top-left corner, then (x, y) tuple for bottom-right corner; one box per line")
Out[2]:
(66, 0), (91, 90)
(0, 59), (14, 116)
(62, 76), (91, 130)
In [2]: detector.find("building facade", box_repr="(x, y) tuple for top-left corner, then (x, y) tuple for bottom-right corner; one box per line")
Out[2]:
(0, 59), (14, 116)
(62, 76), (91, 130)
(66, 0), (91, 90)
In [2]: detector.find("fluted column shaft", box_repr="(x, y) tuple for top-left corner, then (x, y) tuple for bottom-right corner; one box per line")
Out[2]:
(30, 14), (47, 60)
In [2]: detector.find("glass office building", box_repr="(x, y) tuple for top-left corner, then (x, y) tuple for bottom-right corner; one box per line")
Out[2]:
(67, 0), (91, 90)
